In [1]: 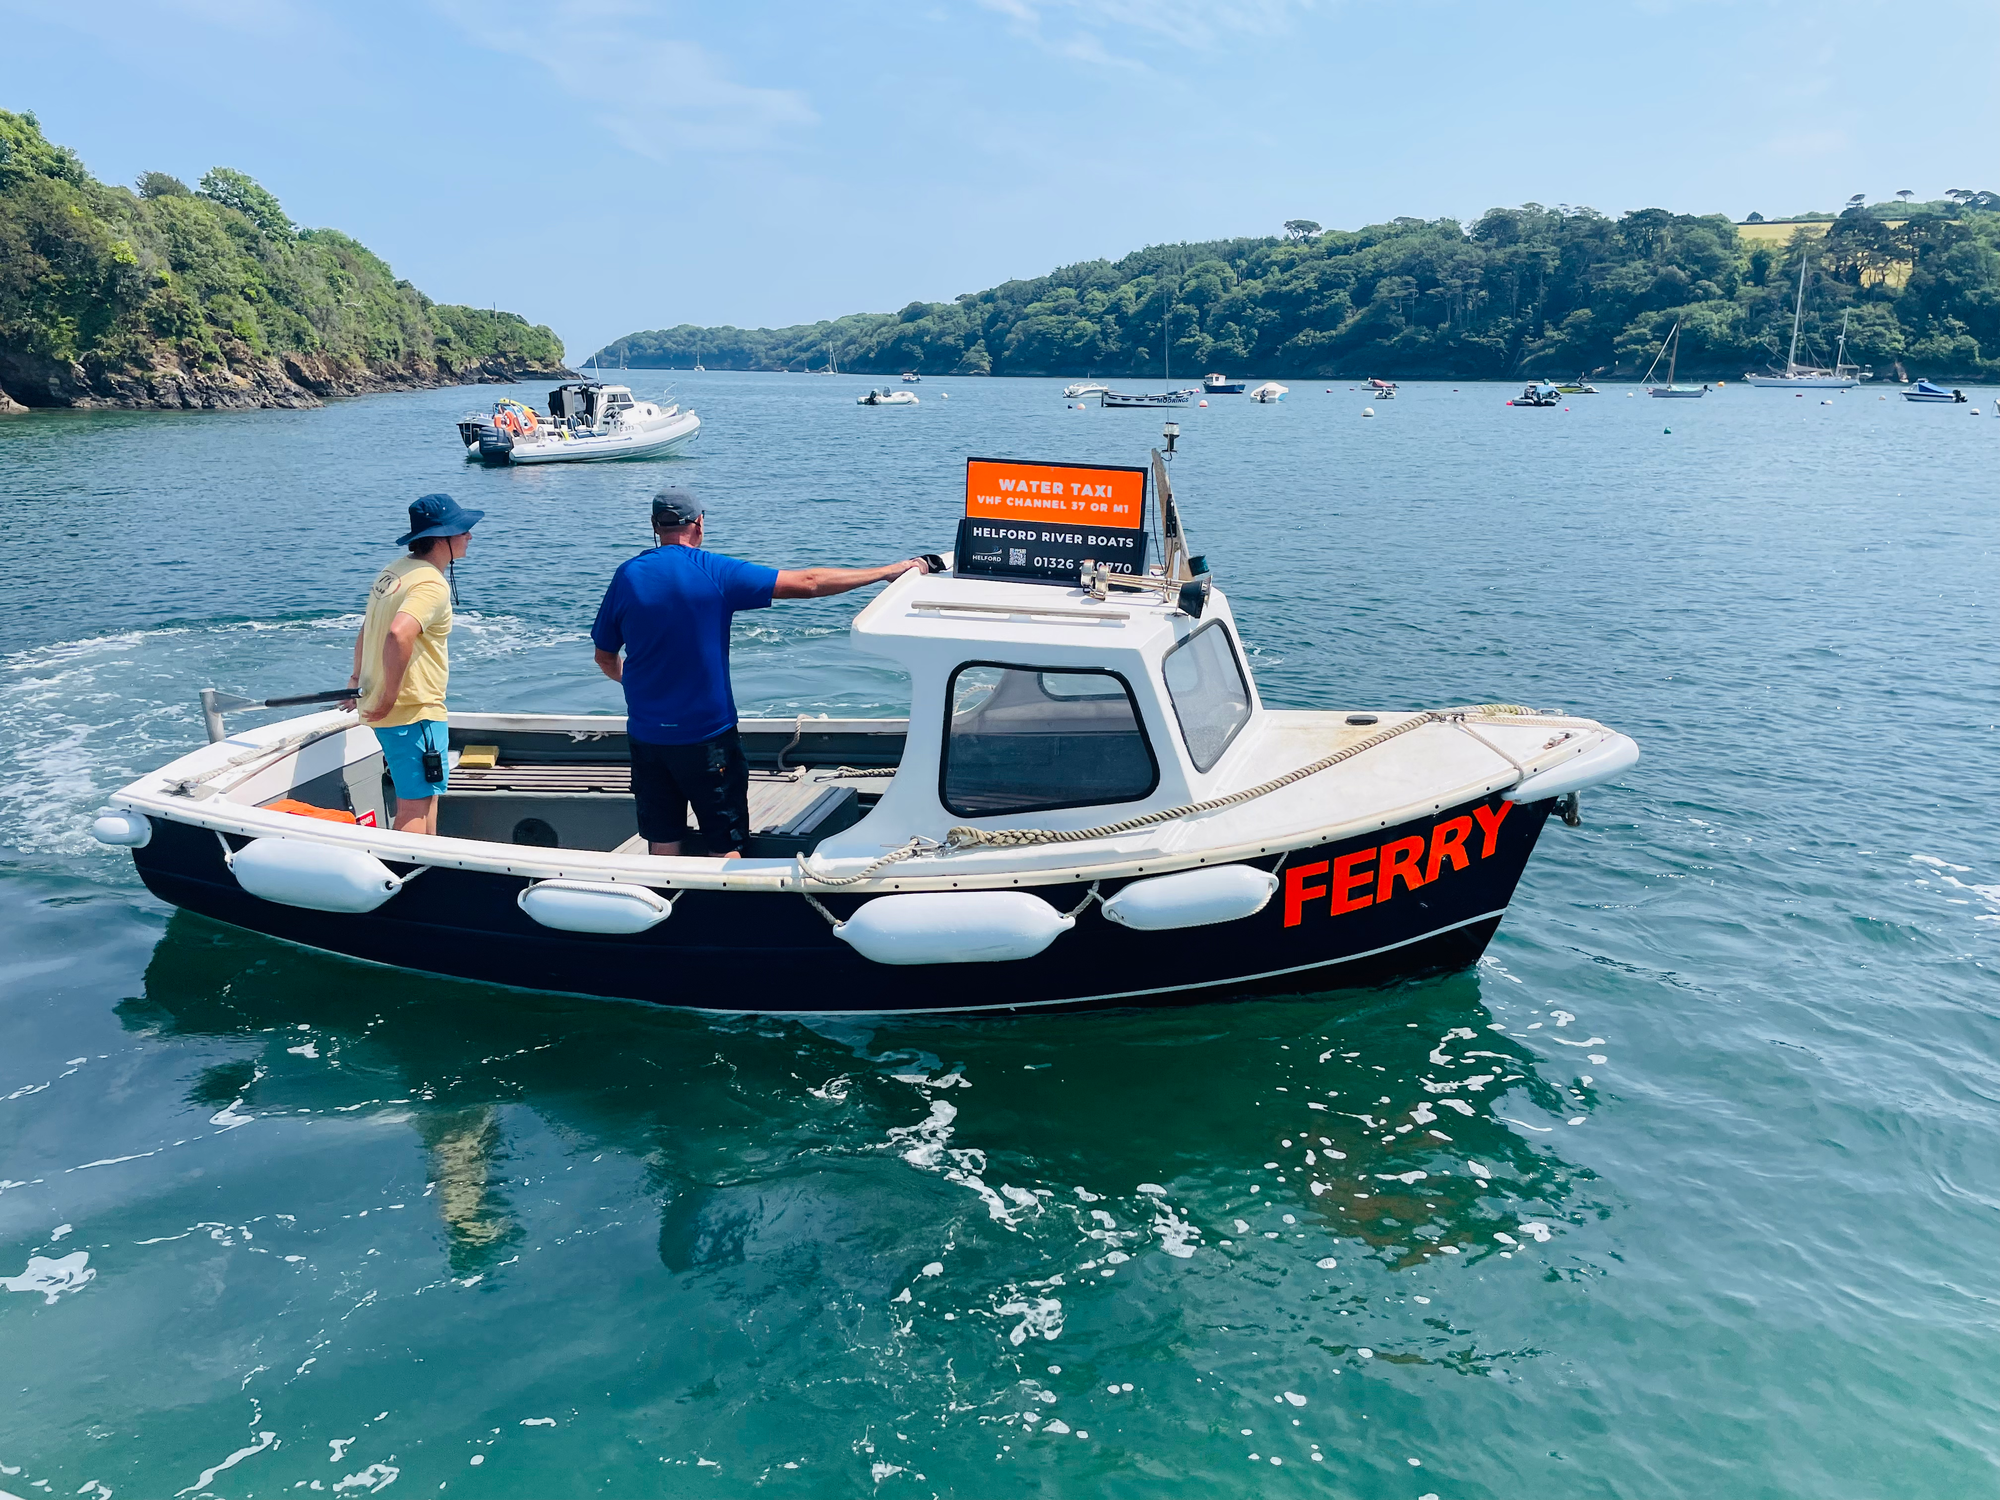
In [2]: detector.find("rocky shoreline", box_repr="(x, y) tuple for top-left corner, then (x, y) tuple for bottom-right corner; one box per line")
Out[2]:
(0, 349), (573, 415)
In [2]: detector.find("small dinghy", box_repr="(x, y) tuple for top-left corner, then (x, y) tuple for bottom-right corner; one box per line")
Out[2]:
(1101, 388), (1198, 408)
(96, 443), (1638, 1016)
(858, 388), (920, 406)
(1366, 378), (1398, 399)
(1509, 383), (1561, 407)
(459, 382), (700, 464)
(1249, 382), (1288, 403)
(1903, 379), (1967, 403)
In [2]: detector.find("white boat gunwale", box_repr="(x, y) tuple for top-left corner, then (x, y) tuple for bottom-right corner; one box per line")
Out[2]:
(107, 711), (1630, 898)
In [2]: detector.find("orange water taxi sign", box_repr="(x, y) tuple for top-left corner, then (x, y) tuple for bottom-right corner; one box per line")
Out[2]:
(956, 457), (1149, 582)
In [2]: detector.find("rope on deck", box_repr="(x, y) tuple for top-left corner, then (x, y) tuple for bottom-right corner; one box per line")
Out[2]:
(942, 705), (1538, 851)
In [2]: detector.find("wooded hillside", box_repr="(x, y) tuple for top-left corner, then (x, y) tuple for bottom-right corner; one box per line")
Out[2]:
(603, 198), (2000, 381)
(0, 110), (567, 411)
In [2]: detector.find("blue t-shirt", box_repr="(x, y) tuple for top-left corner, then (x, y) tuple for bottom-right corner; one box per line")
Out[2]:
(590, 546), (780, 745)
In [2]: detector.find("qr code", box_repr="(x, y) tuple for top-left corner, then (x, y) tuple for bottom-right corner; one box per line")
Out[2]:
(1009, 547), (1028, 566)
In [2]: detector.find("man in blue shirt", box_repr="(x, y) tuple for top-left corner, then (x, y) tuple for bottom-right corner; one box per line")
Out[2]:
(591, 487), (930, 858)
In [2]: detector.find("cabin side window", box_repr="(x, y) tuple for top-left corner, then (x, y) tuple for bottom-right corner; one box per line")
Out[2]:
(940, 663), (1158, 817)
(1162, 622), (1252, 773)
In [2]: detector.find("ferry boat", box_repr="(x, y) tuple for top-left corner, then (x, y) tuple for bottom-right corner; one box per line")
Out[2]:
(91, 443), (1638, 1016)
(457, 383), (700, 464)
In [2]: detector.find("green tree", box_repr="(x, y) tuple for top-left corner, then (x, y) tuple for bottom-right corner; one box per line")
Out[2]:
(197, 167), (294, 237)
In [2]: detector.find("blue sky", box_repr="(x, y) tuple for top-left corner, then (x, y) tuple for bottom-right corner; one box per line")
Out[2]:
(10, 1), (1998, 359)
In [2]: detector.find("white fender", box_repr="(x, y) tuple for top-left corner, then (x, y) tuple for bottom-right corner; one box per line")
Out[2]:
(518, 879), (673, 935)
(834, 891), (1073, 965)
(1505, 733), (1641, 803)
(228, 837), (407, 914)
(1101, 864), (1279, 931)
(91, 809), (152, 848)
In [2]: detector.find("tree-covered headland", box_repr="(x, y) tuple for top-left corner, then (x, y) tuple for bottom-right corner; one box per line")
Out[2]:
(0, 111), (567, 411)
(603, 195), (2000, 381)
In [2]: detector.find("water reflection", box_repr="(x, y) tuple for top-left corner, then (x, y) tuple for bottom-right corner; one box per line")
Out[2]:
(126, 911), (1598, 1305)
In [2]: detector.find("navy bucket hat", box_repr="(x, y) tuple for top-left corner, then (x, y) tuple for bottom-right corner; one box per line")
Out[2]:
(397, 492), (485, 547)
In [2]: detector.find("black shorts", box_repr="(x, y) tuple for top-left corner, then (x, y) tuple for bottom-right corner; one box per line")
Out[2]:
(630, 730), (751, 853)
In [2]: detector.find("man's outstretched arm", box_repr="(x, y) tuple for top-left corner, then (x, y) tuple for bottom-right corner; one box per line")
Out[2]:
(772, 557), (928, 600)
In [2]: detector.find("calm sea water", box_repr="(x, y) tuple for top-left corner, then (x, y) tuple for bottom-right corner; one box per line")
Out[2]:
(1, 374), (1996, 1498)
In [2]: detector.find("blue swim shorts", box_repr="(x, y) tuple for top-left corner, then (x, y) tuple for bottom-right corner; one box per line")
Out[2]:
(374, 719), (450, 800)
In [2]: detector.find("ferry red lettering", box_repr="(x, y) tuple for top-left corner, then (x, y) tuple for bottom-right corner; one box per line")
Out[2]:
(1328, 848), (1376, 914)
(1284, 861), (1329, 927)
(1377, 836), (1429, 901)
(1425, 816), (1473, 881)
(1471, 801), (1512, 857)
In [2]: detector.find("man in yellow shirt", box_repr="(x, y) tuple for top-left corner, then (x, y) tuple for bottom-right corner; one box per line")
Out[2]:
(345, 493), (483, 834)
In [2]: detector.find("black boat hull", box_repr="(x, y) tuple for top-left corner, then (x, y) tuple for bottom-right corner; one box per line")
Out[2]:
(130, 794), (1553, 1015)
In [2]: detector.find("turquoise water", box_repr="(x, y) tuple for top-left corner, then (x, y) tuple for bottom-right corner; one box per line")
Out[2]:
(1, 375), (1996, 1497)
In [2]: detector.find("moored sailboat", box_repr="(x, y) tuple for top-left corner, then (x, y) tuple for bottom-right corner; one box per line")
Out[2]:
(1745, 250), (1863, 389)
(1644, 320), (1708, 398)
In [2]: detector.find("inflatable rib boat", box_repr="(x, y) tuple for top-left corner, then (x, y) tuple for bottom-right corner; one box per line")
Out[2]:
(95, 452), (1637, 1016)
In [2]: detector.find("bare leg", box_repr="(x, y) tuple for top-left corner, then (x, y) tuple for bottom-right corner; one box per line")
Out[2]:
(393, 794), (439, 836)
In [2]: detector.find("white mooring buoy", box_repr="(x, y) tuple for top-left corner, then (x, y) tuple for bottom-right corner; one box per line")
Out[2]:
(1362, 406), (1376, 417)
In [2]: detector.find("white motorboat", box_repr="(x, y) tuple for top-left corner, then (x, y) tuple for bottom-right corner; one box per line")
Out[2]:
(92, 440), (1639, 1016)
(859, 388), (920, 406)
(1902, 380), (1967, 403)
(901, 372), (922, 384)
(1250, 382), (1288, 403)
(459, 383), (700, 465)
(1063, 381), (1109, 399)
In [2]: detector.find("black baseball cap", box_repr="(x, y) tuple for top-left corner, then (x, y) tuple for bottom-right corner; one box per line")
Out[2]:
(651, 487), (703, 525)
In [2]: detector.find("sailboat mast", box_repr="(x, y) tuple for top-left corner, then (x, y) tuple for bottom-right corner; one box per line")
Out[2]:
(1666, 321), (1677, 386)
(1835, 309), (1850, 374)
(1786, 250), (1808, 374)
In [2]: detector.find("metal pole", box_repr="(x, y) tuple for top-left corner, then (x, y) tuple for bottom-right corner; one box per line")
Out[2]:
(200, 688), (226, 744)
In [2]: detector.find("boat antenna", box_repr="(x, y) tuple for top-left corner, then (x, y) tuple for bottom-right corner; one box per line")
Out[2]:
(1153, 421), (1194, 581)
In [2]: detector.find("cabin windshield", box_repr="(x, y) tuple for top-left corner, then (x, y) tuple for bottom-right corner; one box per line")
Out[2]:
(941, 663), (1157, 817)
(1162, 622), (1252, 771)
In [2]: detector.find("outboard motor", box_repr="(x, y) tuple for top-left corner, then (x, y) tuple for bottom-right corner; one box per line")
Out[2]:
(475, 423), (514, 464)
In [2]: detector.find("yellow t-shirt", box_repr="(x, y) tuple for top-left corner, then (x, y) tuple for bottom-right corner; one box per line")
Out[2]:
(358, 556), (452, 726)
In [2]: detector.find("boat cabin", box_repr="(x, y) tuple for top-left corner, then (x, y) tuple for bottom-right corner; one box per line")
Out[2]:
(546, 382), (637, 429)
